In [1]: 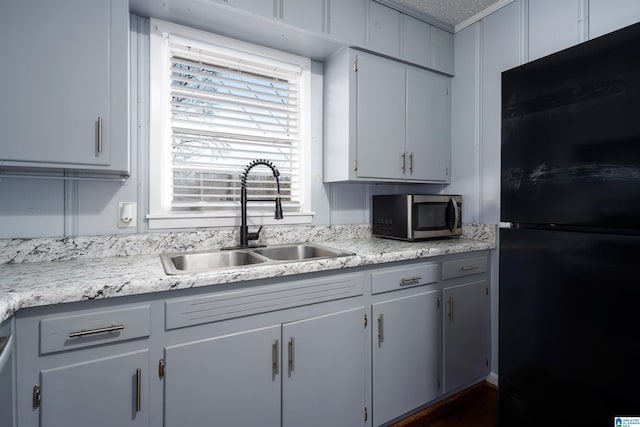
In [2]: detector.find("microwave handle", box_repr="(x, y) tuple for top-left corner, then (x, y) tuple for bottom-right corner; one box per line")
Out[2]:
(448, 197), (459, 233)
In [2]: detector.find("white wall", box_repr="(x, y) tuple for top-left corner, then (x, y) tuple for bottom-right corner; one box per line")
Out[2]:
(451, 0), (640, 374)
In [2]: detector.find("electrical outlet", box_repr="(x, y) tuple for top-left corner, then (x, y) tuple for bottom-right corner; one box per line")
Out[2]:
(117, 202), (137, 228)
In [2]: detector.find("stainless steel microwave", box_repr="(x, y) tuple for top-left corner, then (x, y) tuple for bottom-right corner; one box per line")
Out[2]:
(372, 194), (462, 241)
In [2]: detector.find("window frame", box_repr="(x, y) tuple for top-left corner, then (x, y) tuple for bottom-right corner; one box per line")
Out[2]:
(148, 18), (313, 230)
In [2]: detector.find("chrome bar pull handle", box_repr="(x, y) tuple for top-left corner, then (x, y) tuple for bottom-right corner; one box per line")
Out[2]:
(401, 152), (406, 174)
(409, 152), (414, 174)
(461, 265), (480, 271)
(0, 334), (12, 375)
(135, 368), (142, 413)
(450, 197), (460, 232)
(377, 314), (384, 345)
(69, 324), (124, 338)
(98, 116), (103, 153)
(400, 276), (422, 285)
(288, 337), (295, 373)
(0, 336), (8, 354)
(448, 297), (454, 321)
(273, 339), (280, 376)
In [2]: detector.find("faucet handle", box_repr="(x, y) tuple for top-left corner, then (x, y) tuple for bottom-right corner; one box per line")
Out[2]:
(247, 225), (264, 242)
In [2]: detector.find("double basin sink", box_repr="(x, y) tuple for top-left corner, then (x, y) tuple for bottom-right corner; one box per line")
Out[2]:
(160, 243), (354, 275)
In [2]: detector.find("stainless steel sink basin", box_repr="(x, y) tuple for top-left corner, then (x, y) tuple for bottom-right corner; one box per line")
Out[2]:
(160, 243), (353, 275)
(160, 249), (268, 275)
(252, 243), (352, 261)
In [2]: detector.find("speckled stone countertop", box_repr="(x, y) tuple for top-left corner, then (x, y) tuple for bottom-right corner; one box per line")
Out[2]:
(0, 224), (495, 322)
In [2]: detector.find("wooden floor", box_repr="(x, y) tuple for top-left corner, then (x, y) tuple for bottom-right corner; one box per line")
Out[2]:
(390, 382), (498, 427)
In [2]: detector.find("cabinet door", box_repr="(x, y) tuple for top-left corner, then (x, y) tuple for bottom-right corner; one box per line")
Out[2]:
(327, 0), (366, 46)
(164, 325), (281, 427)
(367, 1), (401, 57)
(356, 52), (406, 180)
(282, 307), (366, 427)
(402, 14), (431, 68)
(372, 291), (440, 427)
(0, 0), (128, 173)
(281, 0), (325, 33)
(406, 67), (451, 182)
(0, 320), (13, 427)
(39, 350), (149, 427)
(430, 26), (454, 75)
(443, 280), (490, 394)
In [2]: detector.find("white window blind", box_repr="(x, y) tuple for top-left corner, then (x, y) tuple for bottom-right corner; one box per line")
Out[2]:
(167, 35), (302, 213)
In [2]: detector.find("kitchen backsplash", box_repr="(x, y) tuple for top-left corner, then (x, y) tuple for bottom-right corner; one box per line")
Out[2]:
(0, 223), (495, 264)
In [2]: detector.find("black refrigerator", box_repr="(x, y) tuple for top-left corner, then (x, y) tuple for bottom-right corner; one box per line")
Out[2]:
(499, 21), (640, 426)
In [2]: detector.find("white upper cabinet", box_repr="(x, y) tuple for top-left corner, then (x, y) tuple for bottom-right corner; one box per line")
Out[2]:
(367, 1), (402, 57)
(280, 0), (325, 33)
(362, 1), (456, 75)
(0, 0), (129, 175)
(323, 48), (451, 183)
(131, 0), (454, 74)
(589, 0), (640, 38)
(430, 26), (454, 75)
(406, 67), (451, 182)
(355, 53), (406, 180)
(402, 14), (431, 66)
(402, 15), (454, 76)
(327, 0), (367, 46)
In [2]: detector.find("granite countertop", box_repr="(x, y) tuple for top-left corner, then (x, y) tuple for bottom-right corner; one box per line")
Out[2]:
(0, 224), (496, 323)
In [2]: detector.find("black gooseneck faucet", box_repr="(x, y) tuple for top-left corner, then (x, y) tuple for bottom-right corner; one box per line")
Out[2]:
(239, 159), (283, 248)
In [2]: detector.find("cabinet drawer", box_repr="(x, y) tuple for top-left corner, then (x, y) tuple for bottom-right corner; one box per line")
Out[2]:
(442, 255), (488, 280)
(40, 305), (151, 355)
(371, 263), (438, 294)
(165, 272), (364, 330)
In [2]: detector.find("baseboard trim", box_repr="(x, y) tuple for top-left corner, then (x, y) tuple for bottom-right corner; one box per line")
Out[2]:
(486, 372), (498, 387)
(390, 380), (496, 426)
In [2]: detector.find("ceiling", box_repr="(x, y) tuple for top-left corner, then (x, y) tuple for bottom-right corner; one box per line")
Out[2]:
(377, 0), (513, 32)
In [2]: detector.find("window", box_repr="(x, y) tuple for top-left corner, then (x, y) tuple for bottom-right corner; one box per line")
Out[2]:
(148, 19), (312, 229)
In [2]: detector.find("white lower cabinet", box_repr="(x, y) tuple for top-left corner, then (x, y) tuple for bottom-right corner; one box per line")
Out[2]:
(164, 307), (366, 427)
(282, 307), (366, 427)
(15, 303), (152, 427)
(164, 325), (281, 427)
(442, 280), (490, 394)
(13, 251), (491, 427)
(442, 255), (491, 394)
(39, 351), (150, 427)
(372, 291), (440, 426)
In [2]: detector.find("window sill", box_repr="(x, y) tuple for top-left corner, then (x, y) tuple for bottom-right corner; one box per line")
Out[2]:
(147, 212), (315, 230)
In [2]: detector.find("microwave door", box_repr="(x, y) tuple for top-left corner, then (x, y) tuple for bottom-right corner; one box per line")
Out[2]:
(412, 196), (461, 239)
